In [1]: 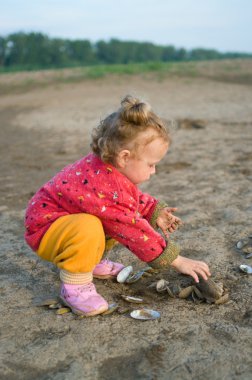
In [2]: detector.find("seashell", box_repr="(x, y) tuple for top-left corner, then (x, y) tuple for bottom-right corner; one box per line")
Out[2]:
(36, 298), (59, 307)
(245, 252), (252, 259)
(178, 286), (194, 299)
(172, 284), (183, 297)
(195, 278), (224, 303)
(141, 266), (160, 275)
(236, 239), (249, 249)
(126, 271), (144, 284)
(156, 279), (169, 293)
(142, 271), (153, 277)
(239, 264), (252, 274)
(193, 286), (204, 299)
(166, 286), (176, 298)
(215, 282), (224, 293)
(48, 303), (62, 309)
(56, 307), (71, 315)
(243, 246), (252, 254)
(117, 266), (133, 283)
(236, 236), (252, 251)
(191, 290), (202, 304)
(215, 293), (229, 305)
(102, 303), (119, 315)
(121, 295), (144, 303)
(130, 309), (160, 320)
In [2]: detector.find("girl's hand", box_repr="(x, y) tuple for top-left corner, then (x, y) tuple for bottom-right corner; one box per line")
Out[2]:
(156, 207), (182, 238)
(170, 255), (211, 283)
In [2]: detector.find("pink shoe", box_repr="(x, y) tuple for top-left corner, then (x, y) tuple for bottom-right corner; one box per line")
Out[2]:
(93, 259), (124, 279)
(60, 282), (108, 316)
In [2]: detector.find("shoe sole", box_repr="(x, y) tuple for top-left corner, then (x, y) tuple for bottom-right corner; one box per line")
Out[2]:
(59, 296), (108, 317)
(93, 274), (115, 279)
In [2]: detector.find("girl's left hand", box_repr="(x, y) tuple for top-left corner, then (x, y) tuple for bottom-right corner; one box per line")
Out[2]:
(170, 255), (211, 283)
(156, 207), (182, 238)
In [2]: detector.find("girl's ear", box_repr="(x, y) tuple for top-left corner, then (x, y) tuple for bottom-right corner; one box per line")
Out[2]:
(116, 149), (131, 168)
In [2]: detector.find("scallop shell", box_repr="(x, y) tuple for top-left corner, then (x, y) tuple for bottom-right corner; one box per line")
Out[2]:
(170, 284), (182, 297)
(166, 286), (176, 298)
(239, 264), (252, 274)
(117, 266), (133, 283)
(126, 271), (144, 284)
(236, 237), (252, 260)
(243, 246), (252, 254)
(191, 290), (202, 304)
(130, 309), (160, 320)
(178, 286), (194, 299)
(121, 295), (144, 303)
(236, 239), (248, 249)
(156, 279), (169, 293)
(142, 271), (153, 277)
(215, 293), (229, 305)
(193, 286), (204, 299)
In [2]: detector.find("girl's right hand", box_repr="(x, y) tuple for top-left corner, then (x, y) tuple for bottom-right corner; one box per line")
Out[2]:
(170, 255), (211, 283)
(156, 207), (182, 238)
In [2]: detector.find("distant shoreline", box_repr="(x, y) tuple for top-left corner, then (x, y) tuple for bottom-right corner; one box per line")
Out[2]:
(1, 59), (252, 95)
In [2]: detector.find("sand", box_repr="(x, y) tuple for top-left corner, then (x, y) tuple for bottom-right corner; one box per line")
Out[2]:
(0, 69), (252, 380)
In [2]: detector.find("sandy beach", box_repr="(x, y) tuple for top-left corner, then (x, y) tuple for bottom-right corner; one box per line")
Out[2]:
(0, 64), (252, 379)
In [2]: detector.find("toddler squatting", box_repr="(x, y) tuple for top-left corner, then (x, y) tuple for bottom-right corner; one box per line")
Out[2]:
(24, 95), (210, 316)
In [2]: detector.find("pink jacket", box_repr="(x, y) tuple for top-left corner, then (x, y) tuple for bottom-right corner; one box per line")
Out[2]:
(25, 153), (174, 264)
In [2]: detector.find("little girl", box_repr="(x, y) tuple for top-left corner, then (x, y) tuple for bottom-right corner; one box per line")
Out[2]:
(25, 95), (210, 316)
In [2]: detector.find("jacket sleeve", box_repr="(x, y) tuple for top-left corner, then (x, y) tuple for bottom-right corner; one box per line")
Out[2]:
(138, 190), (169, 229)
(95, 200), (180, 266)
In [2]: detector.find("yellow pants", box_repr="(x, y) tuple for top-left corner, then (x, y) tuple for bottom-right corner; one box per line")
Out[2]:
(37, 214), (105, 273)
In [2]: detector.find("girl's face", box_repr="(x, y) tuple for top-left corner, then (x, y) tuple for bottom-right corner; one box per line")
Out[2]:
(116, 137), (169, 185)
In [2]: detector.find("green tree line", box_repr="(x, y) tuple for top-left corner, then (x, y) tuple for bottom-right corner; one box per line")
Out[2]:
(0, 32), (251, 71)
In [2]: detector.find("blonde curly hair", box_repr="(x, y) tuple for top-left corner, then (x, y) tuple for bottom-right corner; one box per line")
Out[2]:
(91, 95), (170, 164)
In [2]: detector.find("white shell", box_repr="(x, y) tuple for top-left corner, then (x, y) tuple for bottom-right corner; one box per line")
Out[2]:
(236, 239), (249, 249)
(239, 264), (252, 274)
(130, 309), (160, 320)
(121, 295), (144, 303)
(237, 241), (244, 249)
(156, 279), (169, 293)
(117, 266), (133, 283)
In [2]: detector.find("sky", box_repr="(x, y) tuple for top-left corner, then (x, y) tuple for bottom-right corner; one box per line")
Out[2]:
(0, 0), (252, 53)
